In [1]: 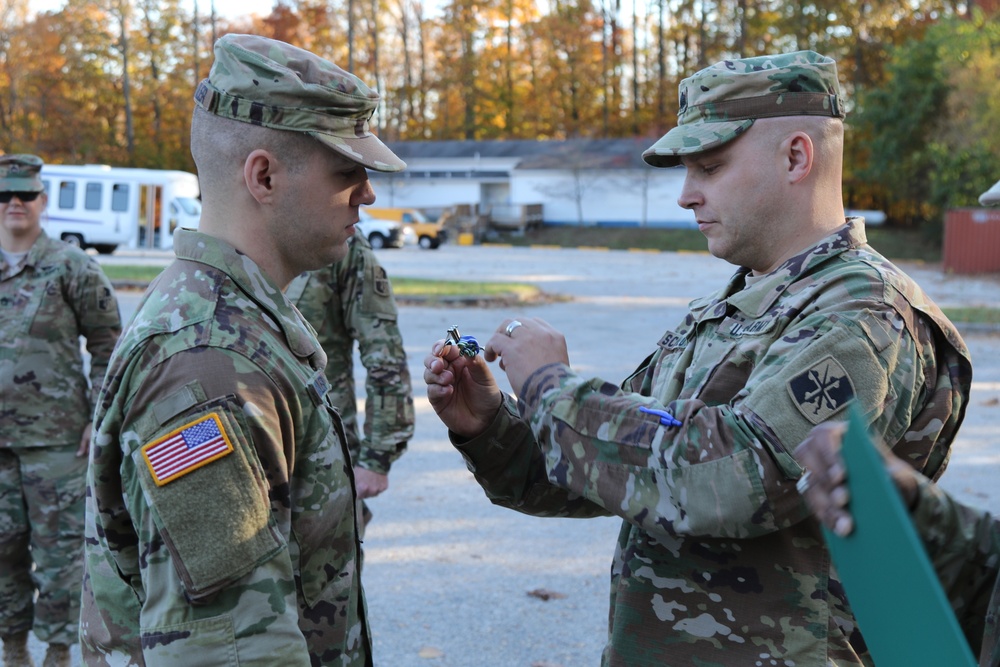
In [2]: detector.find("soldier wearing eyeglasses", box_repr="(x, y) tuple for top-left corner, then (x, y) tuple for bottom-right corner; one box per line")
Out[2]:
(0, 153), (122, 667)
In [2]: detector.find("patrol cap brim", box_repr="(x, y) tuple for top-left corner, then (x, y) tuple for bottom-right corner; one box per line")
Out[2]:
(0, 176), (45, 193)
(642, 119), (754, 168)
(309, 131), (406, 173)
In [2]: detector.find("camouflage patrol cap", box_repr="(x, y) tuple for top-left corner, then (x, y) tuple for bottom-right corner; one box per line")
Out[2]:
(643, 51), (846, 168)
(194, 34), (405, 173)
(0, 154), (45, 193)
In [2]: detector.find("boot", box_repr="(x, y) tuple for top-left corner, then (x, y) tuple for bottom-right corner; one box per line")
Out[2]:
(1, 632), (35, 667)
(41, 644), (69, 667)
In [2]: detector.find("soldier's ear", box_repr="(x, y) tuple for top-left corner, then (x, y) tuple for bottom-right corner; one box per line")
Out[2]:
(243, 149), (277, 205)
(784, 131), (814, 184)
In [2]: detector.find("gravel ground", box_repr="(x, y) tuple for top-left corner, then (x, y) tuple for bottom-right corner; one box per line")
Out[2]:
(28, 244), (1000, 666)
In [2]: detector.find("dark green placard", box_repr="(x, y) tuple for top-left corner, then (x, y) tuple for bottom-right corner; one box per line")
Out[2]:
(824, 407), (976, 666)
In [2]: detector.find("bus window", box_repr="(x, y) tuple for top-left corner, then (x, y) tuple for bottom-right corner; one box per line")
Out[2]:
(59, 182), (76, 209)
(85, 182), (102, 210)
(111, 183), (129, 212)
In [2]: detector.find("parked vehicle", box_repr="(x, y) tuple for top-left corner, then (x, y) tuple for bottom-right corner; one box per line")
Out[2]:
(357, 208), (407, 249)
(364, 207), (447, 249)
(39, 164), (201, 253)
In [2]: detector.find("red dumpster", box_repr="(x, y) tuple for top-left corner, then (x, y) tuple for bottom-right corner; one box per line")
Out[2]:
(942, 208), (1000, 275)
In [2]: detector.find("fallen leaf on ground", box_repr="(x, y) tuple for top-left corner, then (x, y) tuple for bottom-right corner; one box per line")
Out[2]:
(527, 588), (567, 601)
(418, 646), (444, 659)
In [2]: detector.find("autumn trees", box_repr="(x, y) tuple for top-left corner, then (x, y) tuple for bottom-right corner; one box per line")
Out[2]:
(0, 0), (997, 229)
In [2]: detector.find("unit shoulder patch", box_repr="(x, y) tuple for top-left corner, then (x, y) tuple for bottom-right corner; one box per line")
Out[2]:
(141, 413), (234, 486)
(786, 355), (855, 424)
(373, 266), (390, 297)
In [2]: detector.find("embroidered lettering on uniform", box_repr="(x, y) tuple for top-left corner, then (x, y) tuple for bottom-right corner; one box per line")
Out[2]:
(659, 332), (688, 349)
(373, 266), (390, 297)
(307, 370), (330, 406)
(141, 413), (233, 486)
(786, 356), (855, 424)
(728, 318), (776, 337)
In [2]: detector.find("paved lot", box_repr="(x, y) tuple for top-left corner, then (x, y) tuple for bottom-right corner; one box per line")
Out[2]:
(39, 243), (1000, 665)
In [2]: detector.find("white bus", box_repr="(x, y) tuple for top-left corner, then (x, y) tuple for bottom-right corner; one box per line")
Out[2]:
(39, 164), (201, 253)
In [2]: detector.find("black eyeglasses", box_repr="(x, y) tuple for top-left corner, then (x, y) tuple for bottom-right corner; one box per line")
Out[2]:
(0, 191), (42, 204)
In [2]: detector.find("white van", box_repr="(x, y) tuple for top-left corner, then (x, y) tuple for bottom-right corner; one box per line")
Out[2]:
(39, 164), (201, 253)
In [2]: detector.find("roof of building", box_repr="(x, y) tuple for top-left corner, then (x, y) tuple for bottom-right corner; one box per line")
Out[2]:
(383, 138), (663, 170)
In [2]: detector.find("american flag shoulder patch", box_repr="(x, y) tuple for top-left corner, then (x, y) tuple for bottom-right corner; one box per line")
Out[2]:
(141, 413), (234, 486)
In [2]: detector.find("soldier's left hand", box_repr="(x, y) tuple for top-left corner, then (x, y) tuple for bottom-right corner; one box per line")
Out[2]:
(77, 423), (93, 458)
(484, 316), (569, 397)
(354, 467), (388, 499)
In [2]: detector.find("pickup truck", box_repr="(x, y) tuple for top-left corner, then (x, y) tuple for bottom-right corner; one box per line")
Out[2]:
(364, 207), (447, 249)
(357, 209), (409, 249)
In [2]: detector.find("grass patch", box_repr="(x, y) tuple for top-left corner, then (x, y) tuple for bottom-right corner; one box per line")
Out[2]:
(392, 277), (544, 301)
(100, 265), (167, 282)
(942, 307), (1000, 325)
(102, 266), (547, 303)
(494, 225), (944, 263)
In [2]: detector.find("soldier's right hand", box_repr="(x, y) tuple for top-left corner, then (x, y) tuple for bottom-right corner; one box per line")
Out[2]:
(424, 338), (503, 439)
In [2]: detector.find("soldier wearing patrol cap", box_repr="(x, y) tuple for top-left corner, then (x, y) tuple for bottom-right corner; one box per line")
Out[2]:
(0, 154), (121, 667)
(424, 51), (972, 665)
(80, 35), (403, 666)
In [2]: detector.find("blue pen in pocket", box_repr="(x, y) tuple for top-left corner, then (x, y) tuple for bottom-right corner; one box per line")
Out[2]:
(638, 405), (683, 428)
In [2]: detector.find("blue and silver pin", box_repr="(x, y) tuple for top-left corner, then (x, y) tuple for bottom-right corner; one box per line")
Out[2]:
(445, 325), (481, 358)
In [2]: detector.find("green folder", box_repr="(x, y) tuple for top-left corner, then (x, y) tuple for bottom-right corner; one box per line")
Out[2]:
(824, 407), (976, 666)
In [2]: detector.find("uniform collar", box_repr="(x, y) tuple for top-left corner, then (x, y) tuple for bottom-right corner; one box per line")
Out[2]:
(725, 218), (867, 319)
(1, 230), (50, 276)
(172, 229), (320, 359)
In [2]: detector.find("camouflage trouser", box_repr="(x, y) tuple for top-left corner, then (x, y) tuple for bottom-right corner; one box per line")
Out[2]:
(0, 445), (86, 645)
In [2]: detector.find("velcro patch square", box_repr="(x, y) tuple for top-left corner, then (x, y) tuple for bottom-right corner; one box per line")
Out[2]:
(142, 413), (234, 486)
(786, 355), (855, 424)
(373, 266), (390, 296)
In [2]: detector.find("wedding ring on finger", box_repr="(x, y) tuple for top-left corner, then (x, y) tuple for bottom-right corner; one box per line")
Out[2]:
(504, 320), (523, 337)
(795, 470), (812, 495)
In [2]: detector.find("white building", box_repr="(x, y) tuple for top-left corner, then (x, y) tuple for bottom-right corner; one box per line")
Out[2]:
(372, 139), (696, 228)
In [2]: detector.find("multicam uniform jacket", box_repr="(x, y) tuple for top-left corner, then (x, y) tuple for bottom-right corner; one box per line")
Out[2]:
(455, 219), (972, 666)
(287, 232), (414, 475)
(80, 230), (370, 666)
(0, 231), (120, 448)
(912, 476), (999, 666)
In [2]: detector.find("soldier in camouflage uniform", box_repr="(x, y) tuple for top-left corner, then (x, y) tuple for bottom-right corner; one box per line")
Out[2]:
(79, 34), (405, 666)
(287, 229), (414, 536)
(795, 423), (998, 666)
(424, 51), (972, 665)
(0, 154), (122, 667)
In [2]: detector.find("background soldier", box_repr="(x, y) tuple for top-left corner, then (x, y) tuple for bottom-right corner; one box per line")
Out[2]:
(0, 154), (121, 667)
(795, 422), (999, 666)
(424, 51), (972, 665)
(287, 229), (414, 536)
(79, 35), (405, 665)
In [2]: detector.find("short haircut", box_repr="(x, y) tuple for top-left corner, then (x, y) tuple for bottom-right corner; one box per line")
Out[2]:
(190, 107), (324, 193)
